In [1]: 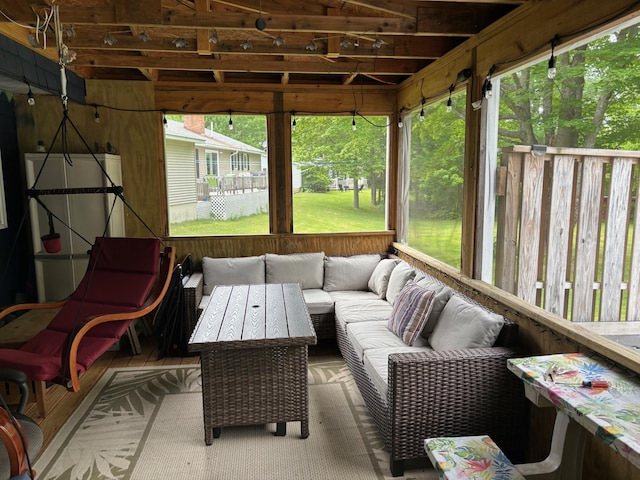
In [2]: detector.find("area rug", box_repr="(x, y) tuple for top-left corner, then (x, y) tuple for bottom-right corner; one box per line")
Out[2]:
(34, 358), (436, 480)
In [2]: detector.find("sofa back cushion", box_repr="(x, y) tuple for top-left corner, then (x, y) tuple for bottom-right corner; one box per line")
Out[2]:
(387, 281), (436, 346)
(202, 255), (265, 295)
(323, 254), (382, 291)
(428, 294), (504, 351)
(367, 258), (399, 299)
(385, 261), (416, 305)
(265, 252), (325, 289)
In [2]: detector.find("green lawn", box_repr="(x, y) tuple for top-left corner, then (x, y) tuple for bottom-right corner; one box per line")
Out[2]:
(170, 191), (460, 267)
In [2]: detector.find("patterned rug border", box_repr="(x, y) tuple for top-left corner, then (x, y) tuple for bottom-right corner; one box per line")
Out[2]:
(35, 359), (390, 480)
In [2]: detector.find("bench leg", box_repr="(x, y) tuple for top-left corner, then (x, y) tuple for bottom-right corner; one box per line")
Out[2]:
(516, 410), (586, 480)
(390, 459), (404, 477)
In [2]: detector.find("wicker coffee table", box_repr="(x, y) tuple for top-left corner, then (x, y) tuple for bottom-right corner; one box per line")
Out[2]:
(188, 283), (317, 444)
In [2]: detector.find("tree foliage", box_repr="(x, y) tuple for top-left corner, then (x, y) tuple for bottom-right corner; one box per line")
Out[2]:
(499, 23), (640, 149)
(409, 93), (467, 220)
(291, 116), (388, 208)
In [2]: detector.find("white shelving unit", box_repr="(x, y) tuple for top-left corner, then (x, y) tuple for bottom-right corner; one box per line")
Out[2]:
(25, 153), (125, 302)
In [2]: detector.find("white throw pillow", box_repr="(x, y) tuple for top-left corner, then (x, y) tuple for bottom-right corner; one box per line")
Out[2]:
(323, 254), (382, 291)
(265, 252), (325, 289)
(202, 255), (265, 295)
(385, 262), (416, 305)
(428, 295), (504, 351)
(368, 258), (399, 298)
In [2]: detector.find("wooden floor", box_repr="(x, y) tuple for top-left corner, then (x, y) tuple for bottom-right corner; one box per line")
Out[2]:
(23, 333), (340, 451)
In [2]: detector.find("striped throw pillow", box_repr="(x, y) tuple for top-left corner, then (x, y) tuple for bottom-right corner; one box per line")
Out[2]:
(387, 281), (436, 345)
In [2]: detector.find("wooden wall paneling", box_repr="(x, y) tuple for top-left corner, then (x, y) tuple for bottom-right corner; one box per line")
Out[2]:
(167, 232), (395, 267)
(154, 89), (275, 114)
(282, 90), (396, 116)
(14, 80), (162, 238)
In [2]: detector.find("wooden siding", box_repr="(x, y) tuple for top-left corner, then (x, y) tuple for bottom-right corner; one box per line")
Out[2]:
(165, 138), (197, 205)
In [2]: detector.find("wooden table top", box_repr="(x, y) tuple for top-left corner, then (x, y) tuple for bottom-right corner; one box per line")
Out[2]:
(188, 283), (317, 351)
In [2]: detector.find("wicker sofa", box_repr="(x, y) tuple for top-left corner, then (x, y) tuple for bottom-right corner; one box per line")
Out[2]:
(183, 252), (528, 477)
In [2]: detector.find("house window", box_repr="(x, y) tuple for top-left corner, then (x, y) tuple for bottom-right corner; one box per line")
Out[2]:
(230, 152), (250, 171)
(291, 115), (388, 233)
(404, 91), (466, 269)
(205, 151), (218, 175)
(164, 114), (268, 235)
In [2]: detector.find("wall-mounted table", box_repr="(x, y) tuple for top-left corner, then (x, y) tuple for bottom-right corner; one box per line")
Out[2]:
(508, 353), (640, 479)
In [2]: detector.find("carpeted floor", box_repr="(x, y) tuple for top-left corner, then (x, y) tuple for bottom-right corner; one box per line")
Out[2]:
(34, 357), (436, 480)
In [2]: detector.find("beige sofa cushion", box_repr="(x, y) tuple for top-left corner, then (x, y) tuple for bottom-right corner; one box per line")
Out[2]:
(202, 255), (265, 295)
(385, 262), (416, 305)
(265, 252), (325, 289)
(367, 258), (399, 299)
(429, 295), (504, 351)
(323, 254), (382, 291)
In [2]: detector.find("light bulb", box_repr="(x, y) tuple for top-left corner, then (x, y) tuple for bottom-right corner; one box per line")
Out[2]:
(398, 119), (403, 128)
(352, 116), (357, 131)
(419, 108), (425, 121)
(484, 80), (493, 99)
(548, 56), (557, 79)
(27, 93), (35, 106)
(446, 98), (452, 113)
(94, 110), (100, 123)
(228, 116), (234, 130)
(292, 115), (297, 131)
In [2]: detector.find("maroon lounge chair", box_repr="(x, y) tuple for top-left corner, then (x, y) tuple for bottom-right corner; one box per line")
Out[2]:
(0, 237), (175, 417)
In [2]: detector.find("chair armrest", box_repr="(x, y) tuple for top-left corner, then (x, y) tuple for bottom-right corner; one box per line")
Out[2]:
(183, 272), (203, 335)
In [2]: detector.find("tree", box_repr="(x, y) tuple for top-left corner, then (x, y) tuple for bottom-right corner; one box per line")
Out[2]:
(292, 116), (388, 208)
(498, 24), (640, 150)
(205, 115), (267, 150)
(409, 93), (467, 220)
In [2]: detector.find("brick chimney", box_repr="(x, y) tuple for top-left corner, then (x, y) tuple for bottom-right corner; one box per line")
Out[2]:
(183, 115), (205, 134)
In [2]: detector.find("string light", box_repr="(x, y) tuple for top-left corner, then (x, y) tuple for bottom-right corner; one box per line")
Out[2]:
(419, 98), (425, 121)
(446, 85), (454, 113)
(26, 82), (35, 106)
(548, 35), (559, 80)
(306, 40), (318, 51)
(398, 109), (404, 128)
(273, 35), (285, 47)
(208, 32), (219, 44)
(162, 110), (167, 127)
(228, 111), (234, 130)
(94, 105), (100, 123)
(240, 39), (253, 50)
(138, 31), (152, 42)
(292, 111), (297, 131)
(483, 65), (496, 100)
(352, 112), (357, 131)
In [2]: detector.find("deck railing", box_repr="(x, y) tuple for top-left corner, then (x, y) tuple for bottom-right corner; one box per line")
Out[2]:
(495, 146), (640, 322)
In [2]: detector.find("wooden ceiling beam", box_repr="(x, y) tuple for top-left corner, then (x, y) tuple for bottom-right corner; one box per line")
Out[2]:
(71, 52), (426, 75)
(416, 2), (516, 36)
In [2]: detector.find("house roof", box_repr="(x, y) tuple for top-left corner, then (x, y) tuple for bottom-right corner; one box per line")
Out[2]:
(165, 118), (263, 154)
